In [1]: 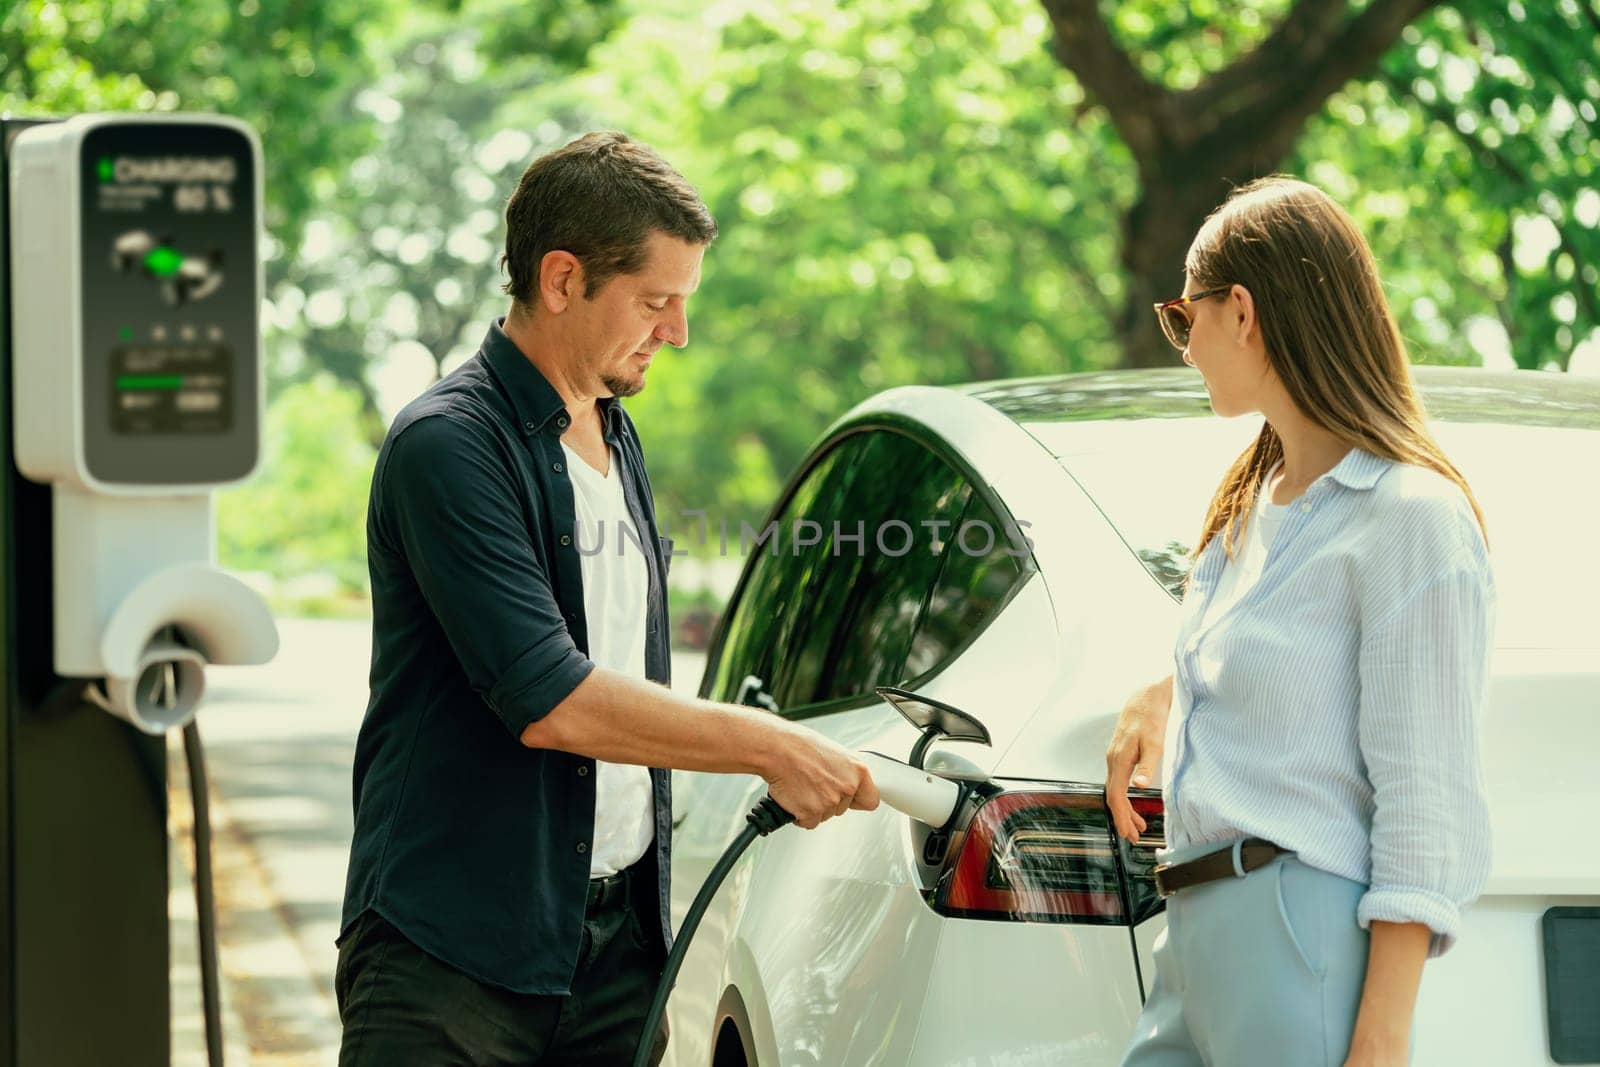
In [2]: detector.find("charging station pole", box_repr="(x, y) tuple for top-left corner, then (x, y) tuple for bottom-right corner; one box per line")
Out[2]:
(1, 112), (277, 1066)
(1, 114), (171, 1067)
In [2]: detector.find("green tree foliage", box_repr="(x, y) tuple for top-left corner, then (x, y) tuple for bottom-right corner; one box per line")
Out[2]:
(5, 0), (1593, 600)
(1042, 0), (1449, 364)
(1, 0), (383, 263)
(581, 0), (1598, 532)
(566, 0), (1133, 530)
(1, 1), (620, 602)
(3, 0), (386, 605)
(1358, 1), (1600, 370)
(269, 14), (611, 437)
(242, 5), (621, 601)
(216, 375), (375, 598)
(1039, 0), (1600, 368)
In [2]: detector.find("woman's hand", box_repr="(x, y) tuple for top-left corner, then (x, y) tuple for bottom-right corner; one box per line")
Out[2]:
(1341, 1027), (1411, 1066)
(1105, 675), (1173, 843)
(1342, 920), (1429, 1067)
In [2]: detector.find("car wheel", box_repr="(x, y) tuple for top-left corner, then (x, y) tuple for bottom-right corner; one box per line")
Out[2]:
(711, 1019), (748, 1067)
(711, 986), (758, 1066)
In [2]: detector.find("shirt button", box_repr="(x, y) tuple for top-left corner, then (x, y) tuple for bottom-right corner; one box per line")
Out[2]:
(560, 534), (572, 546)
(1301, 501), (1312, 513)
(576, 842), (588, 855)
(556, 415), (569, 429)
(553, 462), (564, 473)
(577, 765), (588, 777)
(523, 421), (535, 432)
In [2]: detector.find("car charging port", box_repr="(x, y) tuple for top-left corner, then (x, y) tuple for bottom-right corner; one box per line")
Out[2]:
(923, 828), (951, 867)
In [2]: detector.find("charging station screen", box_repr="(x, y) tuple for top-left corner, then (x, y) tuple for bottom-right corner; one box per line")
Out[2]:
(78, 121), (258, 484)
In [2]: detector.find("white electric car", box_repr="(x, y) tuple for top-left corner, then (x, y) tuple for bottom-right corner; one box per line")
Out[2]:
(665, 366), (1600, 1067)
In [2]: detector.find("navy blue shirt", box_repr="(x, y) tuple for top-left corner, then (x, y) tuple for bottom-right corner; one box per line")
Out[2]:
(338, 318), (676, 994)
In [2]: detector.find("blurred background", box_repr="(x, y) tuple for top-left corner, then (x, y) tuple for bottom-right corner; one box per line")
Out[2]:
(4, 0), (1597, 637)
(6, 3), (1597, 1062)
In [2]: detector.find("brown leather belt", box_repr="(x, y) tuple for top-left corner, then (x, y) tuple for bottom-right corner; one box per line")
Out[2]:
(1153, 838), (1290, 899)
(586, 865), (631, 912)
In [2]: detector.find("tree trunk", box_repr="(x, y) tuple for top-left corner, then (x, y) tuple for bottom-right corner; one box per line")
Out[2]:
(1119, 149), (1294, 366)
(1040, 0), (1444, 368)
(1117, 176), (1226, 368)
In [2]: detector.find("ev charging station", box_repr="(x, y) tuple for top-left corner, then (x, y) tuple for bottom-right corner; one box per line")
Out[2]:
(2, 112), (278, 1064)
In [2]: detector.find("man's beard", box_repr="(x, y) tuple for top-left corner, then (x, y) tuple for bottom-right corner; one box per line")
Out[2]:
(601, 371), (645, 399)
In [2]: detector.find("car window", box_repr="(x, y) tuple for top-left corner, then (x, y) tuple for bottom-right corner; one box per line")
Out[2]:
(701, 446), (850, 706)
(771, 432), (969, 709)
(704, 427), (1032, 713)
(905, 490), (1025, 678)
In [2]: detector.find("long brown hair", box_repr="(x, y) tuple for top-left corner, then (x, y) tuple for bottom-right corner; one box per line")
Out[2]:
(1186, 177), (1486, 562)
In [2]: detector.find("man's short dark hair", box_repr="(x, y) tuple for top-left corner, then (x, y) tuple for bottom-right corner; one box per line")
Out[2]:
(500, 130), (717, 304)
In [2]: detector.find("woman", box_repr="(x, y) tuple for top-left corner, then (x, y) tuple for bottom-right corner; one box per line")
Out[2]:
(1105, 177), (1496, 1067)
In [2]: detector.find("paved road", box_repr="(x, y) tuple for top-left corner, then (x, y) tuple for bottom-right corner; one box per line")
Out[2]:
(169, 617), (706, 1065)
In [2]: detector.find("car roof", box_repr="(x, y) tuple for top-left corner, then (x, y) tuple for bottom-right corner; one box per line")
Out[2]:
(930, 364), (1600, 653)
(952, 365), (1600, 430)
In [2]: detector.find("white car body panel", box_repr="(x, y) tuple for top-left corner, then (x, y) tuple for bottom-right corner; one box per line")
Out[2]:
(667, 371), (1600, 1066)
(1412, 893), (1592, 1065)
(908, 921), (1144, 1066)
(1476, 652), (1599, 896)
(667, 572), (1064, 1067)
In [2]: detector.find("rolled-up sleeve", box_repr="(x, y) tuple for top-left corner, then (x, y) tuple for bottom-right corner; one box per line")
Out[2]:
(379, 413), (593, 738)
(1355, 499), (1496, 957)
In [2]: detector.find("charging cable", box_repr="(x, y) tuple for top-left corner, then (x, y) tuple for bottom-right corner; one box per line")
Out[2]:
(630, 754), (967, 1066)
(630, 795), (795, 1067)
(178, 719), (226, 1067)
(82, 635), (226, 1066)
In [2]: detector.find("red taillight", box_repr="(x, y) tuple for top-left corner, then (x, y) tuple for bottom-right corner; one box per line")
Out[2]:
(930, 786), (1166, 926)
(1123, 791), (1167, 923)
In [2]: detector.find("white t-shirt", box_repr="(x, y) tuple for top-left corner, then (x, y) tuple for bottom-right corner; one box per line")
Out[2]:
(560, 440), (655, 878)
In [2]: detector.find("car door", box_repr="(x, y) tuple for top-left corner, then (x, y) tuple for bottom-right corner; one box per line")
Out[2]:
(668, 424), (1034, 1066)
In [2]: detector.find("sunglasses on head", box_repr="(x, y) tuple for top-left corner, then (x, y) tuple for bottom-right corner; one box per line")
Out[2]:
(1153, 285), (1232, 350)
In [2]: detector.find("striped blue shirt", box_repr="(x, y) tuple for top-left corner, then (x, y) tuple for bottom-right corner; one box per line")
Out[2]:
(1159, 447), (1496, 957)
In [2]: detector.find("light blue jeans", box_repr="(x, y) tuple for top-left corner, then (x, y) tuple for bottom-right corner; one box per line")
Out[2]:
(1119, 836), (1406, 1067)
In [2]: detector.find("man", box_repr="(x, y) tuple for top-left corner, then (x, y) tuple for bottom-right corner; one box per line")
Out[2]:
(334, 131), (879, 1066)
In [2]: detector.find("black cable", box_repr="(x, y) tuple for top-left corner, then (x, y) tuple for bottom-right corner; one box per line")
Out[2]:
(1105, 816), (1149, 1005)
(182, 719), (226, 1067)
(631, 796), (796, 1067)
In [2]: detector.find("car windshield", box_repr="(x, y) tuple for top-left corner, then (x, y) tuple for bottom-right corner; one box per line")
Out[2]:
(1019, 415), (1600, 651)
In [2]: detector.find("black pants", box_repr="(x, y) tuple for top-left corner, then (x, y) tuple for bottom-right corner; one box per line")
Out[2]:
(335, 860), (670, 1066)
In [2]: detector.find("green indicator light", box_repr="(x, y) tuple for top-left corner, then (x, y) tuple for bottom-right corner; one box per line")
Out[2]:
(97, 157), (114, 182)
(117, 375), (184, 391)
(144, 246), (184, 278)
(118, 326), (133, 341)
